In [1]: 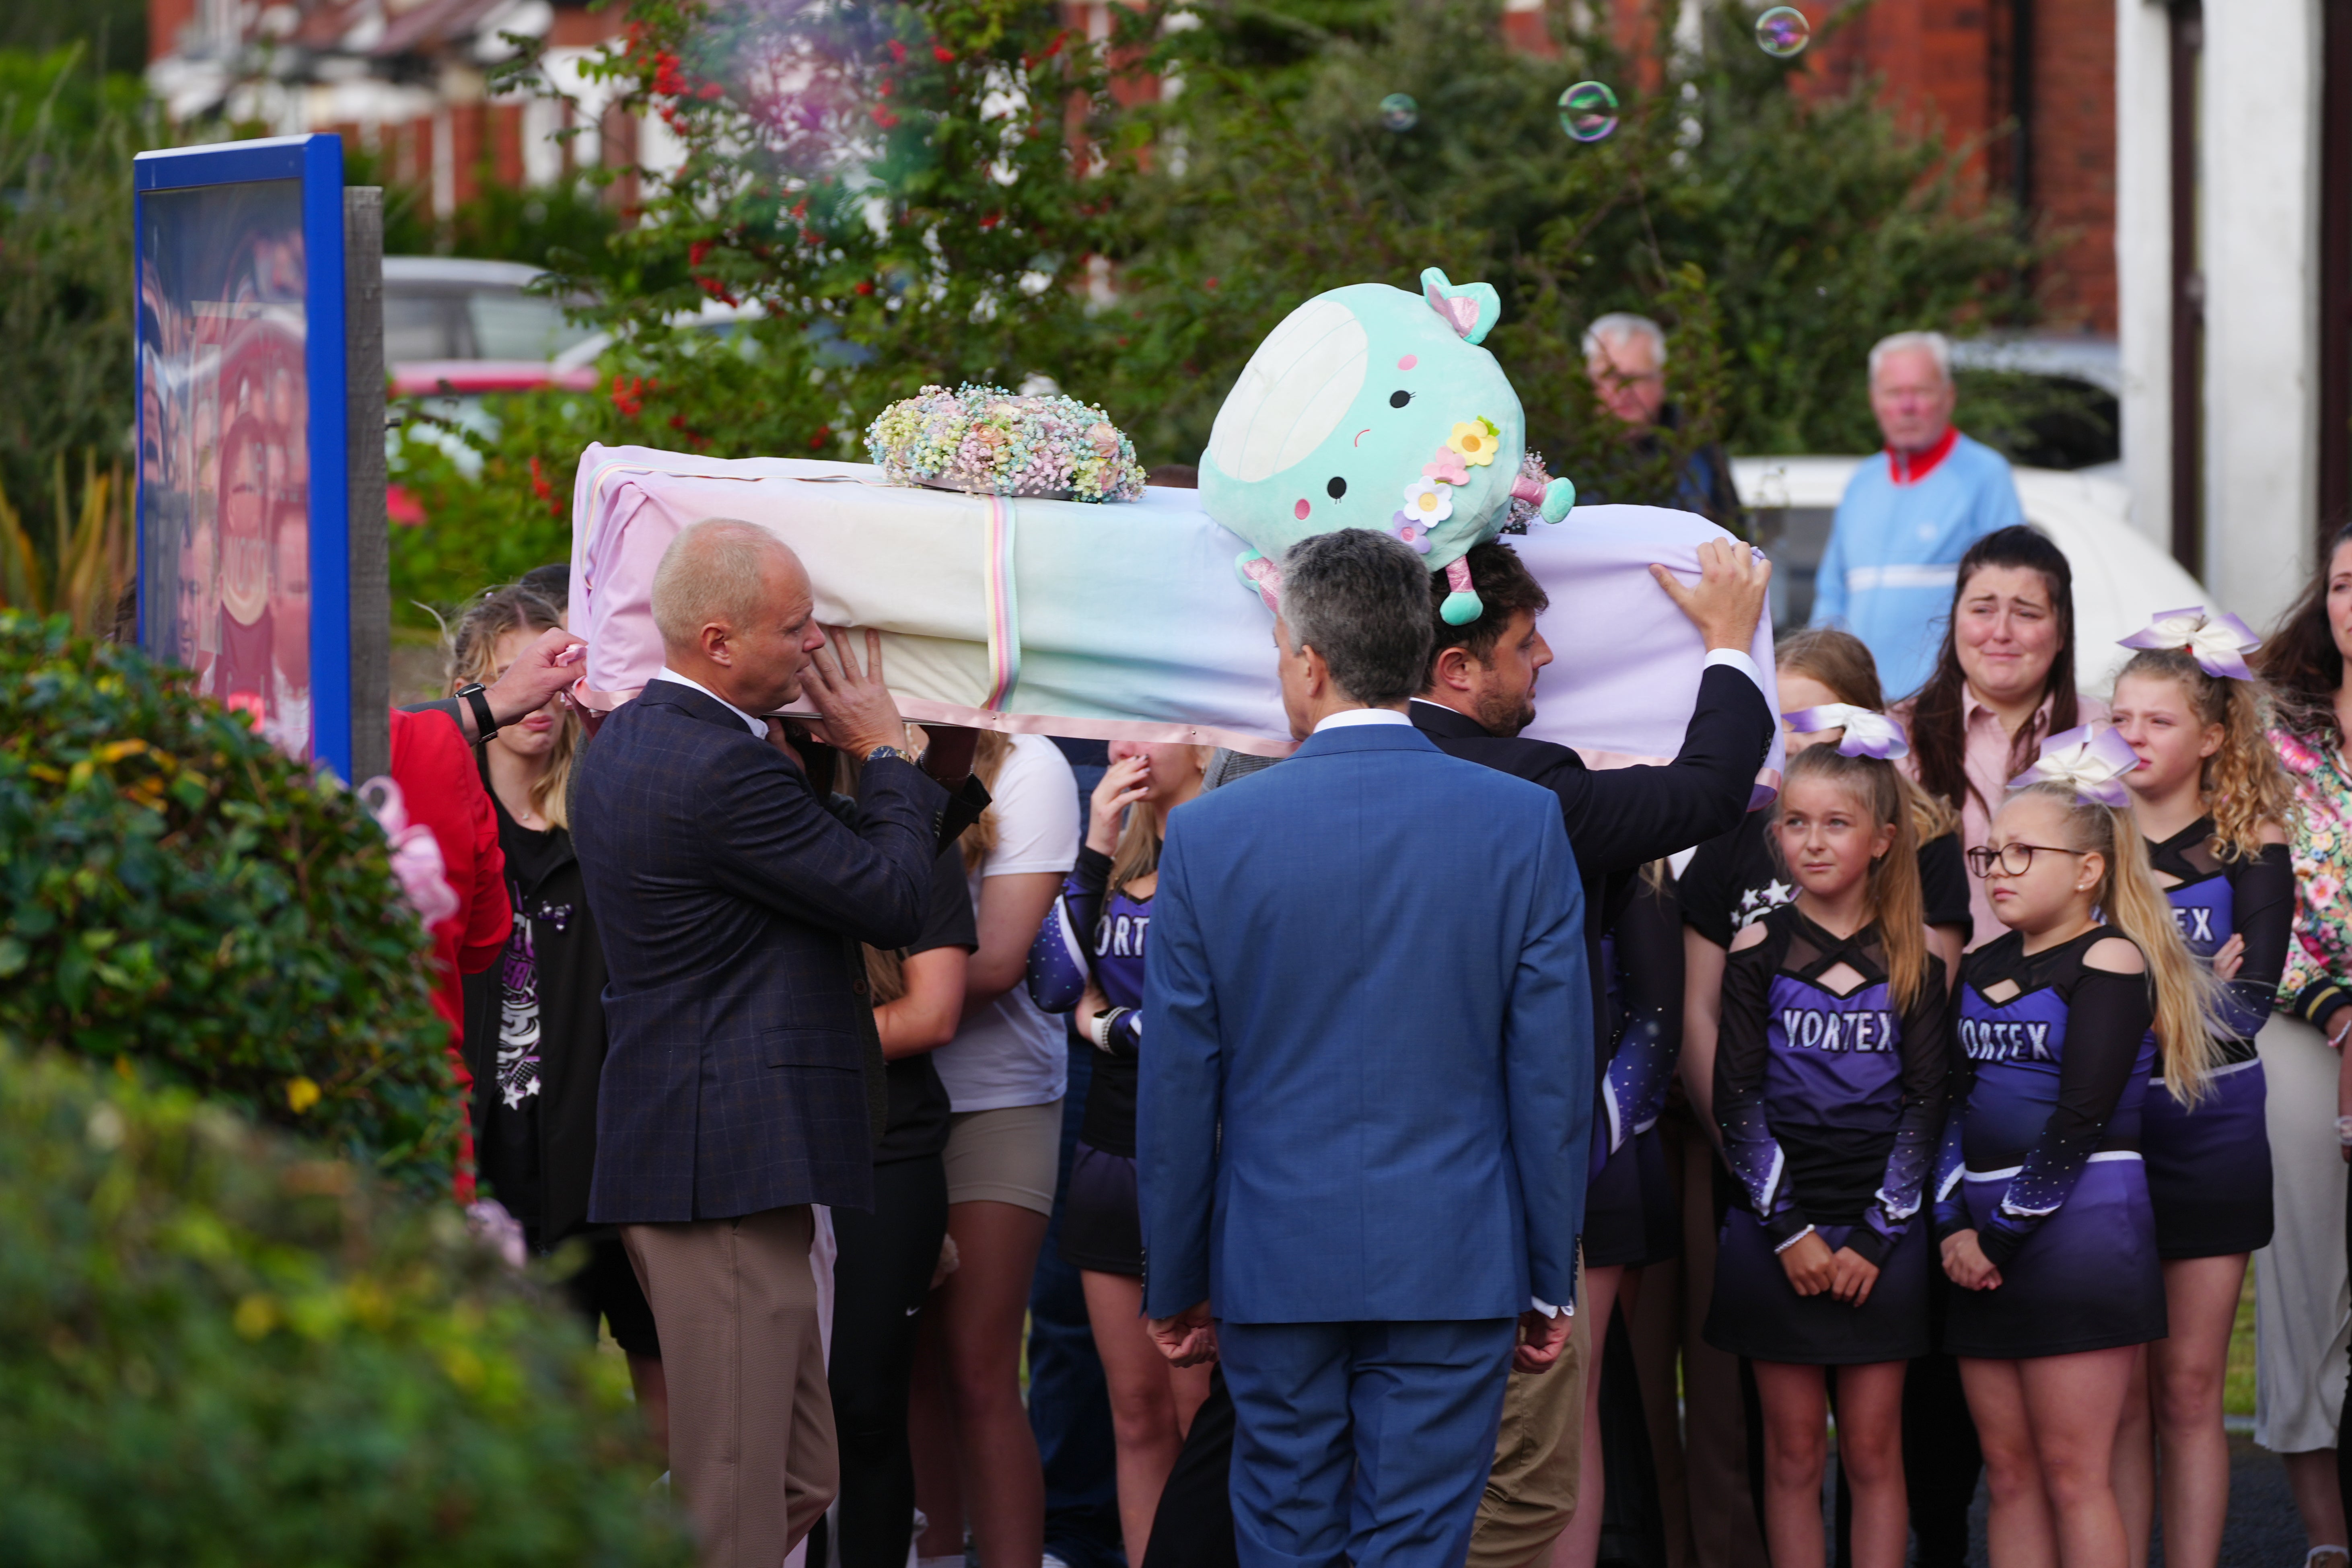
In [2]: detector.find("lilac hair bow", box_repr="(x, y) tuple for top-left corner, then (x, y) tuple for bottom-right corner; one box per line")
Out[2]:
(2007, 723), (2140, 808)
(2117, 605), (2263, 680)
(357, 776), (462, 928)
(1781, 704), (1910, 760)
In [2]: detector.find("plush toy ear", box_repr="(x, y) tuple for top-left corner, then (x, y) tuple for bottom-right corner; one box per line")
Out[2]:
(1420, 267), (1502, 347)
(1439, 556), (1483, 625)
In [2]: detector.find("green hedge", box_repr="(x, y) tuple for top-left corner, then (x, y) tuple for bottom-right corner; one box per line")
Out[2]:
(0, 613), (459, 1191)
(0, 1045), (687, 1566)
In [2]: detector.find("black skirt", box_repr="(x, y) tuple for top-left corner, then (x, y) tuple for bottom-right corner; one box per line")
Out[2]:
(1703, 1208), (1931, 1366)
(1060, 1139), (1143, 1276)
(1942, 1155), (2167, 1359)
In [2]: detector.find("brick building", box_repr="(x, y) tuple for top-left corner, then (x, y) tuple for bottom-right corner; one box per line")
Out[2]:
(144, 0), (658, 217)
(1636, 0), (2117, 336)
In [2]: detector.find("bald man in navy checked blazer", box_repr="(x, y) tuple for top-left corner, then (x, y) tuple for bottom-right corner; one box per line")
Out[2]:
(572, 519), (986, 1568)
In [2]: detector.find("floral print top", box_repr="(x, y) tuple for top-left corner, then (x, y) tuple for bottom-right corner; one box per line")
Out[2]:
(2270, 726), (2352, 1032)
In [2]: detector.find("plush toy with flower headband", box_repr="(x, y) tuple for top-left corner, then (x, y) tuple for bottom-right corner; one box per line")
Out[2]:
(1200, 268), (1578, 626)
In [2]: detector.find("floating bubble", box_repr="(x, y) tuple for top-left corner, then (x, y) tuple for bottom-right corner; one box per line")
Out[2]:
(1379, 93), (1419, 132)
(1755, 6), (1811, 58)
(1558, 81), (1618, 144)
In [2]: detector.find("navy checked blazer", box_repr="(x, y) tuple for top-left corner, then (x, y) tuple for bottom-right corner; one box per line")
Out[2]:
(573, 682), (984, 1222)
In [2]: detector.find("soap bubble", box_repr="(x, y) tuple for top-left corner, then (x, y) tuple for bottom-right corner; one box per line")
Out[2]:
(1379, 93), (1419, 132)
(1558, 81), (1618, 144)
(1755, 6), (1811, 58)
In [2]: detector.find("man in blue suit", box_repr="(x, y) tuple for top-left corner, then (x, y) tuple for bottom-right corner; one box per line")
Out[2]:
(572, 519), (984, 1568)
(1138, 528), (1593, 1568)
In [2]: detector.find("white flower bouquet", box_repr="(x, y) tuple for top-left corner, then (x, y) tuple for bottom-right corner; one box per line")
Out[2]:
(864, 383), (1148, 503)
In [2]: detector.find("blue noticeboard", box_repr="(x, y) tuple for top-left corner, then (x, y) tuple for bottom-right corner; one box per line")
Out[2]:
(134, 134), (352, 779)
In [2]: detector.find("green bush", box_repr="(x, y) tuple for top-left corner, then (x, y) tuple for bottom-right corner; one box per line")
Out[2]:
(0, 613), (459, 1191)
(0, 1044), (687, 1566)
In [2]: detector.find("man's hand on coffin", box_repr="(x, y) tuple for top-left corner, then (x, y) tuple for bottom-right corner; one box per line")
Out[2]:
(798, 627), (910, 758)
(1648, 537), (1772, 654)
(916, 724), (979, 786)
(464, 627), (586, 741)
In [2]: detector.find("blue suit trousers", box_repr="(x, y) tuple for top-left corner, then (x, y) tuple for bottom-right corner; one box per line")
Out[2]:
(1220, 1317), (1517, 1568)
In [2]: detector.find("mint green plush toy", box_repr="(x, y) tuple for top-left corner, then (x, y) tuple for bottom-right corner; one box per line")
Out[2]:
(1199, 268), (1575, 625)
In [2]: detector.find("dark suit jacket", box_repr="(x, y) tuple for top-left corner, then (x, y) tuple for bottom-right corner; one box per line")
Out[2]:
(571, 682), (982, 1222)
(1410, 663), (1775, 1058)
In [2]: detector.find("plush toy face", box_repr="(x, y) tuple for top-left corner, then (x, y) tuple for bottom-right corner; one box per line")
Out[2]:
(1199, 272), (1526, 575)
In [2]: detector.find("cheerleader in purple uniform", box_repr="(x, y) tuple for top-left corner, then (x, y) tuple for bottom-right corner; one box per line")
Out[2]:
(1936, 734), (2223, 1568)
(1707, 733), (1951, 1568)
(1025, 741), (1212, 1568)
(2105, 627), (2296, 1568)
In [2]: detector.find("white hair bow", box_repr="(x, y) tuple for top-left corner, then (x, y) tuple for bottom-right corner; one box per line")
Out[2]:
(2006, 723), (2140, 808)
(2117, 605), (2262, 681)
(1780, 704), (1909, 760)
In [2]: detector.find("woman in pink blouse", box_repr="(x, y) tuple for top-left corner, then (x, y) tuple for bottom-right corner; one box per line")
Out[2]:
(1893, 525), (2107, 953)
(1885, 523), (2104, 1568)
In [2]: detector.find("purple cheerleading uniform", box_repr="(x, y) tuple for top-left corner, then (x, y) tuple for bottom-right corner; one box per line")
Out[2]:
(1026, 845), (1152, 1274)
(2141, 818), (2289, 1258)
(1586, 879), (1685, 1268)
(1704, 905), (1951, 1364)
(1935, 927), (2166, 1358)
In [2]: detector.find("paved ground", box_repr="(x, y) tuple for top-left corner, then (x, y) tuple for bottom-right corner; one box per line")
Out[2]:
(1952, 1435), (2306, 1567)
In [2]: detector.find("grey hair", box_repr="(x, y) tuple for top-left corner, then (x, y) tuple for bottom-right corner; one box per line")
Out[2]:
(1278, 529), (1435, 708)
(1582, 312), (1667, 366)
(1867, 329), (1953, 387)
(650, 517), (793, 652)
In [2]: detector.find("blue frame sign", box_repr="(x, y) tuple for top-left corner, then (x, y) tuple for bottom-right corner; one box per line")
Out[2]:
(134, 135), (352, 779)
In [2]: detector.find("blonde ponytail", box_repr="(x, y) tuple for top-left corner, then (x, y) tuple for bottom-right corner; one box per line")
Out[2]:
(2017, 780), (2227, 1102)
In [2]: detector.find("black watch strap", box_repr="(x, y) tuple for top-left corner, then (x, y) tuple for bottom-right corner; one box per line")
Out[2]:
(457, 682), (499, 741)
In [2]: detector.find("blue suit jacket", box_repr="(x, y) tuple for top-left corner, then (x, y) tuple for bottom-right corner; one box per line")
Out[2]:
(1138, 722), (1593, 1323)
(572, 683), (976, 1222)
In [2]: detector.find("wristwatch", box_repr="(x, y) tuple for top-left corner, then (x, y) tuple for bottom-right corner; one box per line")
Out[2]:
(864, 744), (914, 765)
(455, 681), (500, 742)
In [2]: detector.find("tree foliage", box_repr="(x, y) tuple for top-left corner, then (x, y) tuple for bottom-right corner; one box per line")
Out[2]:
(0, 1045), (685, 1566)
(0, 615), (460, 1193)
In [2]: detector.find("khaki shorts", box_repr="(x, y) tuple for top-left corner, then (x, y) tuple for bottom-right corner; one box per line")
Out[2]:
(942, 1100), (1064, 1215)
(1469, 1251), (1591, 1568)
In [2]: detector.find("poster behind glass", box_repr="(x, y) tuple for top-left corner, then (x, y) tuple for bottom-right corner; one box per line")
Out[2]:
(139, 179), (313, 761)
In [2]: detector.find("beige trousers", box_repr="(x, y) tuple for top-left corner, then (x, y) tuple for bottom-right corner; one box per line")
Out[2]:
(624, 1205), (838, 1568)
(1467, 1254), (1592, 1568)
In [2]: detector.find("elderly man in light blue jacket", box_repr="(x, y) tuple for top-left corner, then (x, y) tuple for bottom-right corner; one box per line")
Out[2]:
(1810, 331), (2024, 698)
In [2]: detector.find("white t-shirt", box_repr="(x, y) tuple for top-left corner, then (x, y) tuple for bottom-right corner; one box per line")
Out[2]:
(931, 734), (1080, 1111)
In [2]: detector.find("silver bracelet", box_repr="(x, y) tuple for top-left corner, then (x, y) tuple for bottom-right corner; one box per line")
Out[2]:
(1092, 1008), (1121, 1053)
(2336, 1116), (2352, 1148)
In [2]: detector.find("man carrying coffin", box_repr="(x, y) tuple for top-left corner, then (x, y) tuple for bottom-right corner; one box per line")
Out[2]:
(1411, 536), (1775, 1568)
(1138, 528), (1591, 1568)
(572, 518), (986, 1568)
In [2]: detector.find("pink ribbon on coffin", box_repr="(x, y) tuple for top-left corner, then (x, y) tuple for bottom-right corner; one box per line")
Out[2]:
(357, 776), (462, 927)
(2116, 605), (2263, 681)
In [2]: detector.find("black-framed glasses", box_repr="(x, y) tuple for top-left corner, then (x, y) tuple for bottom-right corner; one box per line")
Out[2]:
(1965, 842), (2091, 879)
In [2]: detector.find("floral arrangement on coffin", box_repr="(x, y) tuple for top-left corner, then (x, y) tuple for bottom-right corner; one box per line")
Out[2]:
(865, 383), (1149, 502)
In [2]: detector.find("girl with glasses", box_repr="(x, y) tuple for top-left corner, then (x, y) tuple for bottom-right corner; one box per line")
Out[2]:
(1708, 736), (1953, 1568)
(2102, 630), (2296, 1568)
(1935, 747), (2223, 1568)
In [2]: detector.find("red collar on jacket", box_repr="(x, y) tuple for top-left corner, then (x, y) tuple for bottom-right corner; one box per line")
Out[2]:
(1886, 425), (1959, 486)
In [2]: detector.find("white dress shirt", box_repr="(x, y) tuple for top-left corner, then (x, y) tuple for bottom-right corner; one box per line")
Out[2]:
(1310, 706), (1415, 733)
(652, 668), (767, 736)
